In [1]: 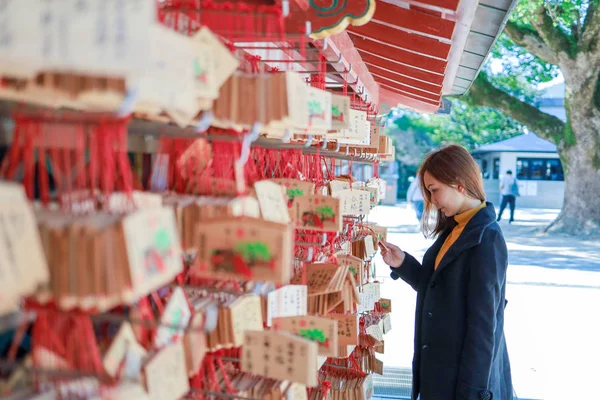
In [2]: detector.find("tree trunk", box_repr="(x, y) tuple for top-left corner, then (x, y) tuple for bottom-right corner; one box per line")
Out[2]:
(466, 74), (600, 236)
(547, 104), (600, 236)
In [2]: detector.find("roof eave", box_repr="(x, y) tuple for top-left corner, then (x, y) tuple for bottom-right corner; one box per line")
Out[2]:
(444, 0), (520, 97)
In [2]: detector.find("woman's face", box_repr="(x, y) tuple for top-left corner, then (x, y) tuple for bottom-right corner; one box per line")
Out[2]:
(423, 171), (464, 217)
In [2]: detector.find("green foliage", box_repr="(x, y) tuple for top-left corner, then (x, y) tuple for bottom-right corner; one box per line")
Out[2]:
(488, 34), (559, 99)
(510, 0), (589, 31)
(387, 100), (525, 170)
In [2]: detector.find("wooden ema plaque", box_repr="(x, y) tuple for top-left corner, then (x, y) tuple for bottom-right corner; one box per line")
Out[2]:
(332, 189), (371, 216)
(0, 182), (49, 315)
(121, 207), (184, 303)
(143, 342), (189, 400)
(254, 181), (291, 224)
(241, 330), (319, 387)
(154, 287), (192, 348)
(337, 254), (365, 286)
(267, 285), (308, 327)
(367, 223), (388, 243)
(273, 315), (338, 357)
(103, 322), (147, 380)
(192, 217), (293, 283)
(331, 94), (351, 131)
(290, 195), (342, 233)
(328, 314), (359, 346)
(269, 179), (316, 206)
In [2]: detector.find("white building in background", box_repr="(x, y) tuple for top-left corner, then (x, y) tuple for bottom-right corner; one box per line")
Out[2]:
(472, 82), (566, 209)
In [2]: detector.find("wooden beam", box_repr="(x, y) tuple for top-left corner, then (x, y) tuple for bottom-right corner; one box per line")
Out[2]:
(374, 77), (441, 101)
(367, 64), (442, 95)
(359, 52), (445, 86)
(320, 32), (380, 105)
(379, 83), (441, 106)
(352, 36), (447, 74)
(373, 1), (455, 40)
(347, 22), (451, 59)
(379, 87), (440, 114)
(410, 0), (460, 11)
(386, 0), (460, 13)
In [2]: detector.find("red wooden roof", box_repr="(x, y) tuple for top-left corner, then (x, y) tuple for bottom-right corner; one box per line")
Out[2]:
(347, 0), (459, 113)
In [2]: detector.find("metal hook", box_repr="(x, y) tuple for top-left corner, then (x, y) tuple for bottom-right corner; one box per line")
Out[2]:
(282, 0), (290, 17)
(195, 111), (214, 133)
(282, 129), (291, 142)
(321, 137), (328, 150)
(334, 142), (341, 152)
(304, 135), (313, 148)
(236, 122), (261, 167)
(116, 87), (139, 117)
(331, 53), (343, 66)
(347, 76), (359, 86)
(320, 233), (327, 246)
(305, 247), (314, 262)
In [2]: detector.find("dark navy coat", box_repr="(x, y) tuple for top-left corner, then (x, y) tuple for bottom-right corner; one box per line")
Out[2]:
(390, 202), (512, 400)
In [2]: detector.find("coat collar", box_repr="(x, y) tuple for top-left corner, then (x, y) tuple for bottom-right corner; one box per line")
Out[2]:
(431, 202), (498, 279)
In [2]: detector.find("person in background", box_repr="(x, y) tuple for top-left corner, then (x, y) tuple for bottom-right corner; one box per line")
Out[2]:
(379, 145), (512, 400)
(407, 175), (424, 221)
(497, 170), (519, 223)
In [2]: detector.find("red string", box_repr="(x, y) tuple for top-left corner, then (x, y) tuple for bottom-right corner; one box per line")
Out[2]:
(89, 125), (99, 196)
(37, 123), (50, 205)
(50, 143), (63, 204)
(22, 124), (35, 200)
(0, 120), (22, 180)
(75, 125), (86, 194)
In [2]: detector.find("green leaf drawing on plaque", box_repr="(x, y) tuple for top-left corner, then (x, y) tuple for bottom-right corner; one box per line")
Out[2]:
(298, 328), (327, 343)
(234, 242), (271, 263)
(287, 188), (305, 199)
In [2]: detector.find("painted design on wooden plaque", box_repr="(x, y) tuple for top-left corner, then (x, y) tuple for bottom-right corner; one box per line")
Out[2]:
(194, 217), (292, 283)
(290, 195), (341, 232)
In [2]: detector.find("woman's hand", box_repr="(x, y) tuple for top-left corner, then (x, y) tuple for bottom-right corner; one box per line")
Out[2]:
(379, 241), (405, 268)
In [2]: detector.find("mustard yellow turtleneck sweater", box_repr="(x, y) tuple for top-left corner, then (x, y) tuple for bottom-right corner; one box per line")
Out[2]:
(435, 202), (486, 269)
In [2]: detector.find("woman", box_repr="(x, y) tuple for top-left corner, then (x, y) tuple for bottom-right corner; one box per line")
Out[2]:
(380, 145), (512, 400)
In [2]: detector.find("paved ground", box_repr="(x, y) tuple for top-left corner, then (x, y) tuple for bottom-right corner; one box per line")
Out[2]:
(368, 203), (600, 400)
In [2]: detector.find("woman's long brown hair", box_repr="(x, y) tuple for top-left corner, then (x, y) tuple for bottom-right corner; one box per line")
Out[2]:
(418, 144), (486, 238)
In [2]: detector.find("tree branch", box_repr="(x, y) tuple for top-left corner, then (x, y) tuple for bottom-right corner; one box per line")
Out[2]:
(504, 21), (558, 65)
(464, 74), (565, 144)
(581, 0), (600, 53)
(530, 4), (574, 59)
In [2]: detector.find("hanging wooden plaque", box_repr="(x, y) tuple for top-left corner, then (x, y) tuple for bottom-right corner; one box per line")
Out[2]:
(121, 207), (184, 303)
(269, 179), (316, 205)
(290, 195), (342, 233)
(192, 217), (293, 283)
(272, 315), (338, 357)
(241, 330), (319, 387)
